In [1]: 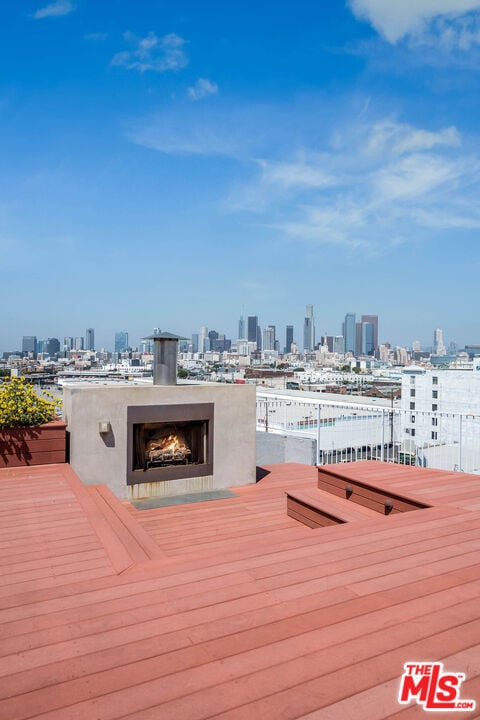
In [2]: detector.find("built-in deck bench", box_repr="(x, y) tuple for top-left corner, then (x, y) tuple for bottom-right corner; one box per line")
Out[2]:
(317, 466), (430, 515)
(286, 488), (379, 529)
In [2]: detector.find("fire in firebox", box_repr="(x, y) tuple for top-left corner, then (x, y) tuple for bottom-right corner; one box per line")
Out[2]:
(145, 430), (192, 467)
(129, 406), (213, 483)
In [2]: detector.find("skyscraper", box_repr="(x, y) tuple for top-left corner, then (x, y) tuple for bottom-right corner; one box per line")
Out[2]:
(114, 331), (128, 353)
(247, 316), (258, 343)
(355, 322), (363, 357)
(263, 326), (275, 351)
(361, 322), (375, 355)
(361, 315), (378, 352)
(22, 336), (37, 356)
(334, 336), (345, 354)
(256, 325), (262, 351)
(303, 304), (315, 351)
(433, 328), (446, 356)
(238, 314), (245, 340)
(46, 338), (60, 356)
(343, 313), (356, 354)
(74, 337), (84, 351)
(208, 330), (219, 350)
(199, 326), (209, 353)
(85, 328), (95, 351)
(285, 325), (294, 354)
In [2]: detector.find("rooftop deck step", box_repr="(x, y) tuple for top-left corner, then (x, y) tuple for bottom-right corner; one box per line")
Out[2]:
(317, 465), (430, 515)
(86, 485), (164, 572)
(286, 488), (379, 529)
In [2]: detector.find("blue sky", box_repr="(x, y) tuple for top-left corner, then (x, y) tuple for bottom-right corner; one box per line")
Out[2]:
(2, 0), (480, 352)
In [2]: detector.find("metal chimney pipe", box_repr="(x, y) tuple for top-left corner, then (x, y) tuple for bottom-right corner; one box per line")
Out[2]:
(143, 332), (188, 386)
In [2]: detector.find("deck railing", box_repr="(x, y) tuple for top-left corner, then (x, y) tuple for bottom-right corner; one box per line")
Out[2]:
(256, 390), (480, 474)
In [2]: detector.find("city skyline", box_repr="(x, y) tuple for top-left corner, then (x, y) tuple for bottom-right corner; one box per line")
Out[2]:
(8, 310), (462, 356)
(1, 2), (480, 351)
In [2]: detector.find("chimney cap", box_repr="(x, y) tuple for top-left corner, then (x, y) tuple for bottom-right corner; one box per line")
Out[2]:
(142, 331), (188, 341)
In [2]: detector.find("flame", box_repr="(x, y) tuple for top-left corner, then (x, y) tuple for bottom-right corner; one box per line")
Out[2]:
(146, 430), (191, 459)
(162, 434), (184, 453)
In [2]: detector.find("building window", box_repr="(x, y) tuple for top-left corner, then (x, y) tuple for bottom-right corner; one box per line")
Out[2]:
(432, 390), (438, 399)
(410, 389), (415, 397)
(411, 428), (416, 437)
(432, 404), (438, 411)
(431, 431), (438, 440)
(432, 376), (438, 385)
(410, 402), (415, 410)
(432, 417), (438, 426)
(410, 376), (415, 385)
(411, 415), (416, 423)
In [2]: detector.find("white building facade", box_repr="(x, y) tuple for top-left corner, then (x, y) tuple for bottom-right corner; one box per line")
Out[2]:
(401, 366), (480, 473)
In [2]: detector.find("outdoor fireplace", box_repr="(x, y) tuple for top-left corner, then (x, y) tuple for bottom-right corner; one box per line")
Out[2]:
(64, 330), (256, 501)
(127, 403), (214, 485)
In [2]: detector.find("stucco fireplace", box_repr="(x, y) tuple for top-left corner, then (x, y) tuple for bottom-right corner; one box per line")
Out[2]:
(63, 330), (256, 500)
(64, 382), (255, 500)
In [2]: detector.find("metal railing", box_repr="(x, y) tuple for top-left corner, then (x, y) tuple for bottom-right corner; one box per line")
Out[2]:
(256, 391), (480, 474)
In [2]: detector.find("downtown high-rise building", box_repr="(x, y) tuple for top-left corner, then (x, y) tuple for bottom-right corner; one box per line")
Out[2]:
(74, 336), (84, 351)
(247, 315), (262, 350)
(361, 322), (375, 356)
(303, 304), (315, 351)
(355, 322), (363, 357)
(238, 314), (245, 340)
(334, 335), (345, 354)
(22, 336), (37, 356)
(208, 330), (219, 350)
(262, 325), (275, 351)
(212, 334), (231, 352)
(343, 313), (356, 355)
(85, 328), (95, 351)
(285, 325), (294, 354)
(114, 331), (129, 353)
(199, 326), (209, 353)
(46, 338), (60, 356)
(247, 316), (258, 343)
(433, 328), (446, 356)
(361, 315), (378, 352)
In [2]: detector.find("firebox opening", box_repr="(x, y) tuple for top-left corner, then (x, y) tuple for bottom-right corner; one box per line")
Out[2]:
(127, 403), (214, 485)
(133, 420), (209, 472)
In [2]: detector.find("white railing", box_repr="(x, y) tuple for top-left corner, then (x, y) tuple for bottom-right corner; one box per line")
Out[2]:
(256, 390), (480, 474)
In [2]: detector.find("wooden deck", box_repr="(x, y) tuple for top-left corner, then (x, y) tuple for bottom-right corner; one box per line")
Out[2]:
(0, 460), (479, 718)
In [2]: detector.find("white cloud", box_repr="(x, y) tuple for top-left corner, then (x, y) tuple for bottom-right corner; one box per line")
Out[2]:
(413, 13), (480, 52)
(373, 153), (461, 201)
(258, 158), (333, 189)
(34, 0), (74, 19)
(349, 0), (480, 43)
(111, 32), (188, 73)
(366, 120), (460, 157)
(232, 119), (480, 250)
(131, 114), (242, 157)
(129, 100), (480, 251)
(187, 78), (219, 101)
(129, 103), (278, 158)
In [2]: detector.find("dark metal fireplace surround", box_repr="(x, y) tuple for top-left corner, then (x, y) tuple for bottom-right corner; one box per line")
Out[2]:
(127, 403), (214, 485)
